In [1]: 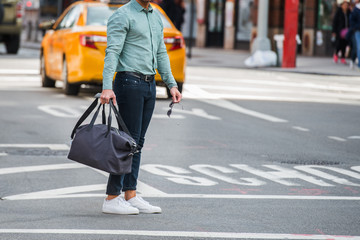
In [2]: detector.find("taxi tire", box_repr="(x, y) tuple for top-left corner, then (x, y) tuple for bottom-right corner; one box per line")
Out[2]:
(40, 53), (56, 88)
(166, 82), (183, 99)
(62, 59), (80, 96)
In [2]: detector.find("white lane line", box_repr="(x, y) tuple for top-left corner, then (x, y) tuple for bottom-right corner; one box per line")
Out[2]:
(188, 75), (360, 93)
(162, 107), (221, 120)
(0, 144), (70, 150)
(4, 192), (360, 201)
(348, 136), (360, 139)
(0, 69), (39, 75)
(0, 163), (85, 175)
(185, 85), (287, 123)
(192, 84), (360, 99)
(0, 229), (359, 239)
(153, 114), (185, 119)
(328, 136), (347, 142)
(0, 152), (8, 156)
(3, 184), (107, 200)
(292, 126), (310, 132)
(38, 105), (82, 118)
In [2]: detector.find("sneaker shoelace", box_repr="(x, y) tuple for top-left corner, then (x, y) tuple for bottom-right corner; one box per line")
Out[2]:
(136, 196), (150, 206)
(118, 197), (132, 206)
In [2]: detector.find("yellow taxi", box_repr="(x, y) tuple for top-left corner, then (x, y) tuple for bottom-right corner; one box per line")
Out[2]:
(40, 0), (186, 96)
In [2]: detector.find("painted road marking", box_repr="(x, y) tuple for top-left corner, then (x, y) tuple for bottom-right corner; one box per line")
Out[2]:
(153, 114), (185, 119)
(0, 229), (359, 239)
(328, 136), (347, 142)
(185, 85), (287, 122)
(38, 105), (83, 118)
(3, 181), (166, 201)
(0, 144), (69, 150)
(292, 126), (310, 132)
(0, 163), (85, 175)
(348, 136), (360, 139)
(188, 75), (360, 93)
(162, 107), (221, 120)
(2, 163), (360, 201)
(38, 104), (221, 120)
(1, 163), (359, 188)
(142, 164), (360, 187)
(4, 191), (360, 201)
(192, 84), (360, 100)
(0, 152), (7, 156)
(0, 69), (39, 74)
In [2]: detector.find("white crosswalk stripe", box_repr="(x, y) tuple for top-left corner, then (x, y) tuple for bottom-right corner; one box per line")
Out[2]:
(1, 67), (360, 105)
(184, 67), (360, 105)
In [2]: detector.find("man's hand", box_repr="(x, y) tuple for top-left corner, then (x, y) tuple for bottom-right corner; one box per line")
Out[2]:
(170, 87), (182, 103)
(100, 89), (117, 105)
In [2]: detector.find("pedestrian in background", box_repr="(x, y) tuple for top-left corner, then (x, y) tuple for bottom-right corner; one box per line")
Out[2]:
(100, 0), (182, 215)
(152, 0), (163, 4)
(348, 0), (360, 69)
(160, 0), (186, 31)
(332, 0), (351, 64)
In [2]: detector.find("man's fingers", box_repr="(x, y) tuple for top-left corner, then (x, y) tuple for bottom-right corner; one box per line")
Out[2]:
(100, 90), (116, 105)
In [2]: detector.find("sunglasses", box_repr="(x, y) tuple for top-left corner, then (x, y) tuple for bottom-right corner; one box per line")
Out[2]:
(167, 101), (183, 117)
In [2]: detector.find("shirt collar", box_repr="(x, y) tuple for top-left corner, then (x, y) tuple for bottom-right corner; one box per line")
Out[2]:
(131, 0), (153, 13)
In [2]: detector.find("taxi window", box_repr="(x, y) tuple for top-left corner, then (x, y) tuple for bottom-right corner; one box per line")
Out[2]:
(154, 9), (172, 29)
(86, 6), (117, 26)
(57, 5), (81, 29)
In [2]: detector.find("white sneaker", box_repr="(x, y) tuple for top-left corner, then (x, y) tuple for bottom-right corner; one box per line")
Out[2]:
(127, 196), (162, 214)
(102, 196), (139, 215)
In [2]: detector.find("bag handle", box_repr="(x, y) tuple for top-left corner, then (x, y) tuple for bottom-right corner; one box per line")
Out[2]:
(70, 95), (132, 139)
(70, 97), (98, 139)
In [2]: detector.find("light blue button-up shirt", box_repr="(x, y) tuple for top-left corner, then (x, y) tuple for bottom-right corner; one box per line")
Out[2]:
(102, 0), (177, 90)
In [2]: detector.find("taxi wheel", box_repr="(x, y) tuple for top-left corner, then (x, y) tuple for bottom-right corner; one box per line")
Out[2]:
(62, 59), (80, 96)
(40, 53), (55, 88)
(166, 82), (183, 99)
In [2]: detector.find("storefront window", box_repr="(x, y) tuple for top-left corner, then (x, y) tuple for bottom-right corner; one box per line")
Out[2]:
(317, 0), (336, 30)
(236, 0), (253, 41)
(208, 0), (224, 32)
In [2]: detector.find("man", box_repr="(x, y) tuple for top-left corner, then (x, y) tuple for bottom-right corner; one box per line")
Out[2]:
(100, 0), (182, 215)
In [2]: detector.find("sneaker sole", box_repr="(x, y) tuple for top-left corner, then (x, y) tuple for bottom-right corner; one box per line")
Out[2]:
(102, 210), (139, 215)
(138, 210), (162, 214)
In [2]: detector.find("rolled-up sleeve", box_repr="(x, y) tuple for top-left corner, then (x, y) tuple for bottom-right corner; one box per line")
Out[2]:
(102, 11), (129, 90)
(156, 27), (178, 89)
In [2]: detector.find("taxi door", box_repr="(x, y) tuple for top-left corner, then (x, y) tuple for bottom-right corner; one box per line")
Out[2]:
(48, 5), (81, 80)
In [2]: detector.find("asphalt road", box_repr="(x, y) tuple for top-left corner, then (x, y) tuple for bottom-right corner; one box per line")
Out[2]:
(0, 46), (360, 240)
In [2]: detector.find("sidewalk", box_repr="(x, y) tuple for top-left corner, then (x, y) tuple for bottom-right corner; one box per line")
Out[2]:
(21, 40), (360, 77)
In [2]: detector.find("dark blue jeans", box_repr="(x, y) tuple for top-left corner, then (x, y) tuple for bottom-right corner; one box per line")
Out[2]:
(106, 72), (156, 195)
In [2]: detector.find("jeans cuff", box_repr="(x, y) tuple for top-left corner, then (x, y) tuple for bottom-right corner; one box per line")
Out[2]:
(122, 187), (136, 192)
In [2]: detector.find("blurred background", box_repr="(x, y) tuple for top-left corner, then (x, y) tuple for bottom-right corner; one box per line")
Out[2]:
(16, 0), (344, 57)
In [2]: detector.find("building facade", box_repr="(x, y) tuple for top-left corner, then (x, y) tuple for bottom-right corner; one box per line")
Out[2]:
(193, 0), (340, 56)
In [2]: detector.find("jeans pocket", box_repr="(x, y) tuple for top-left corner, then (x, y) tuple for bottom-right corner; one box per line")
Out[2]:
(122, 77), (140, 86)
